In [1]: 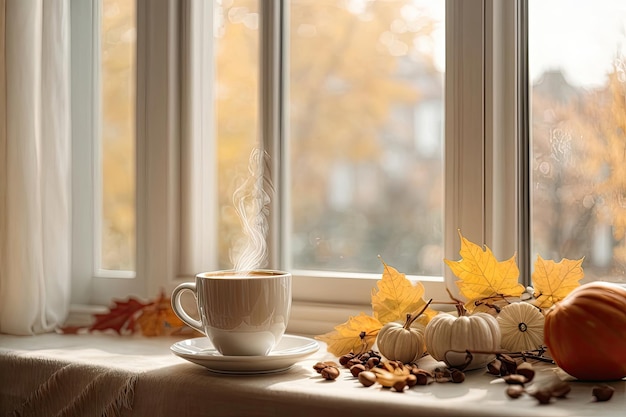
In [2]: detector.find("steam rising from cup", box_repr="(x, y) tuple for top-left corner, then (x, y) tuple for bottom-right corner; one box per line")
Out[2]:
(231, 148), (274, 273)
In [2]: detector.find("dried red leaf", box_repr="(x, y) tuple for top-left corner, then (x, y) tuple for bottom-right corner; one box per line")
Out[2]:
(89, 297), (152, 334)
(58, 291), (194, 336)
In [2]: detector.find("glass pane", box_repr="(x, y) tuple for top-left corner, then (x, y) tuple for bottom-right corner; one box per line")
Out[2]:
(214, 0), (260, 269)
(100, 0), (136, 271)
(288, 1), (445, 275)
(530, 0), (626, 283)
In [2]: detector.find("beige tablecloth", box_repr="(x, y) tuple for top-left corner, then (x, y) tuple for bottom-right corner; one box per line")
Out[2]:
(1, 333), (624, 417)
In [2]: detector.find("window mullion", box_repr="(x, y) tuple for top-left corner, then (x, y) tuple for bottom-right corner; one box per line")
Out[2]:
(445, 0), (487, 289)
(517, 0), (530, 285)
(485, 0), (527, 280)
(446, 0), (523, 284)
(133, 0), (181, 301)
(178, 0), (217, 278)
(70, 0), (97, 304)
(260, 0), (285, 270)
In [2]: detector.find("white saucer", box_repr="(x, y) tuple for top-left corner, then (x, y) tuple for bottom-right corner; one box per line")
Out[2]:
(170, 334), (319, 374)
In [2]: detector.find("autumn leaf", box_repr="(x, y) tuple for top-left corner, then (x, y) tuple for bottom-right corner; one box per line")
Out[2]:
(371, 260), (436, 325)
(58, 296), (151, 335)
(316, 313), (382, 357)
(89, 297), (152, 334)
(445, 231), (524, 309)
(136, 290), (186, 336)
(532, 255), (584, 308)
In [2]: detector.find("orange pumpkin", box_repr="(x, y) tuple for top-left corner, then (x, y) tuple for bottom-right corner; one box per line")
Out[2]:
(544, 281), (626, 381)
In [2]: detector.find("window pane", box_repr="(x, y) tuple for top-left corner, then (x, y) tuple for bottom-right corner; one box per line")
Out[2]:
(100, 0), (136, 271)
(288, 1), (445, 275)
(214, 0), (260, 269)
(530, 0), (626, 283)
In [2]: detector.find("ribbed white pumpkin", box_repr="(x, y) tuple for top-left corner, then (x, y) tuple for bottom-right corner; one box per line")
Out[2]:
(376, 300), (432, 364)
(377, 319), (426, 364)
(497, 302), (544, 352)
(425, 311), (501, 370)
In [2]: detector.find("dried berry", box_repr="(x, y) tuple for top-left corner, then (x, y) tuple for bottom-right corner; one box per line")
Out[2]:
(347, 358), (362, 368)
(366, 357), (380, 369)
(515, 362), (535, 382)
(503, 374), (528, 385)
(487, 358), (502, 376)
(339, 353), (354, 366)
(506, 385), (525, 399)
(343, 349), (382, 369)
(418, 374), (434, 385)
(350, 364), (367, 377)
(498, 354), (519, 375)
(313, 361), (338, 373)
(320, 366), (340, 380)
(358, 371), (377, 387)
(531, 389), (552, 405)
(313, 362), (327, 373)
(592, 385), (615, 402)
(392, 379), (407, 392)
(449, 369), (466, 383)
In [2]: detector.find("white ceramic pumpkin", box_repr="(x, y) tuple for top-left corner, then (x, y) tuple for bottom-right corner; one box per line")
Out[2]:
(377, 316), (426, 364)
(425, 310), (501, 370)
(497, 302), (544, 352)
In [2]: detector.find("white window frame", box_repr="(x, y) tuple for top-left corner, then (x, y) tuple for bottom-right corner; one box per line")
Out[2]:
(70, 0), (525, 334)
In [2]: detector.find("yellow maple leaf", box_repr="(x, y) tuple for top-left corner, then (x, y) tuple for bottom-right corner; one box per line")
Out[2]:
(371, 260), (437, 325)
(532, 255), (584, 308)
(315, 313), (382, 357)
(136, 291), (186, 337)
(445, 231), (524, 305)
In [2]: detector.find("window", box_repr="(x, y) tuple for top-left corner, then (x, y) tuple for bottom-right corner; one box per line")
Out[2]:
(75, 1), (586, 330)
(529, 0), (626, 284)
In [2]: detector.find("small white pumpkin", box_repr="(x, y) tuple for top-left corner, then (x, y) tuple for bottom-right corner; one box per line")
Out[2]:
(497, 302), (544, 352)
(377, 317), (426, 364)
(376, 300), (431, 364)
(425, 307), (501, 370)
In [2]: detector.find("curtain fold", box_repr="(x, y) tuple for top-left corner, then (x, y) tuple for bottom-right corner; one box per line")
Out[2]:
(0, 0), (70, 335)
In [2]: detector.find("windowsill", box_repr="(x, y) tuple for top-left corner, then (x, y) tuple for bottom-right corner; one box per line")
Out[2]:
(1, 333), (624, 417)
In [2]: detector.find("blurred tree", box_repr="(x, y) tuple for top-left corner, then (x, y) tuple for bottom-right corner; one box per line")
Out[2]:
(577, 59), (626, 277)
(532, 57), (626, 282)
(101, 0), (136, 270)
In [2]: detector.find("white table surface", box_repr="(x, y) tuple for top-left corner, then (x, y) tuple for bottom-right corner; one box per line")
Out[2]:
(1, 332), (624, 417)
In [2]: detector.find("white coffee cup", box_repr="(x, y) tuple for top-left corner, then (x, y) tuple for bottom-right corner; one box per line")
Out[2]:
(171, 270), (292, 356)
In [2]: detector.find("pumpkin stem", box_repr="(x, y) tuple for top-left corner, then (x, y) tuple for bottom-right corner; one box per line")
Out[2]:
(442, 288), (468, 316)
(404, 299), (433, 329)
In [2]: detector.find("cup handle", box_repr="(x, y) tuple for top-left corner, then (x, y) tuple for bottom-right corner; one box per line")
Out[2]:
(171, 282), (204, 334)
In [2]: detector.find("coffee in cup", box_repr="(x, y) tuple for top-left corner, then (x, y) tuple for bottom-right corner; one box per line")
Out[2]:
(171, 270), (292, 356)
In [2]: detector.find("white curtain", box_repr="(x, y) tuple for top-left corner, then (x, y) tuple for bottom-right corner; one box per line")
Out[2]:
(0, 0), (70, 335)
